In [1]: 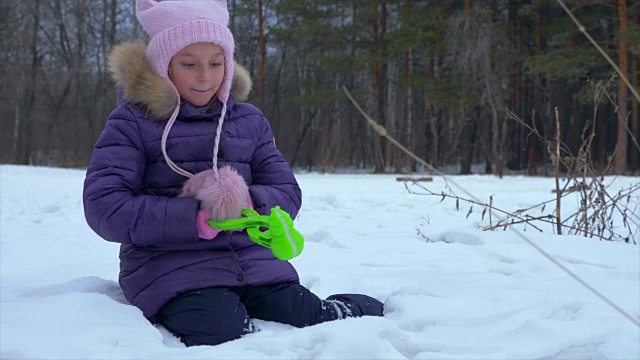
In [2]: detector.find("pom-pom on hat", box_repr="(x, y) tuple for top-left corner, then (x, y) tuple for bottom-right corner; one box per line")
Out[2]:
(136, 0), (236, 181)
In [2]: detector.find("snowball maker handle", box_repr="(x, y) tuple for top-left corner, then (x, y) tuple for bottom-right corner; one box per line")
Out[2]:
(206, 206), (304, 260)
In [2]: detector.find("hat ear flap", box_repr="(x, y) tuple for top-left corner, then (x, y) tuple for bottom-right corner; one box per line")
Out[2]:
(136, 0), (156, 13)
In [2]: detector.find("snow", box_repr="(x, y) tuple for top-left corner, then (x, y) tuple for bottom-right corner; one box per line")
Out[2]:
(1, 164), (639, 359)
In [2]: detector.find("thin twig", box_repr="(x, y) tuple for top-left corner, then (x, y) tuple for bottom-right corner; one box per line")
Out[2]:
(554, 107), (562, 235)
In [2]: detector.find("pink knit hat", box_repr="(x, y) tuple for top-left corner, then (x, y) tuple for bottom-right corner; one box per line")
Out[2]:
(136, 0), (235, 179)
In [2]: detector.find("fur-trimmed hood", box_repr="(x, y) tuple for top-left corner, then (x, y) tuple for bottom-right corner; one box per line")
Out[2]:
(107, 41), (252, 121)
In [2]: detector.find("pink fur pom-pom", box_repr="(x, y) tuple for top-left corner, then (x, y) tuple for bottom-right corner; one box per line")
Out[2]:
(181, 166), (250, 221)
(180, 169), (210, 198)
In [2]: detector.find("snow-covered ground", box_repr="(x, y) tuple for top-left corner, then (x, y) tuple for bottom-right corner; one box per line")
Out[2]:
(1, 165), (638, 359)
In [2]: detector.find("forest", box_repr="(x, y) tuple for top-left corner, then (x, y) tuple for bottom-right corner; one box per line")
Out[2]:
(1, 0), (639, 175)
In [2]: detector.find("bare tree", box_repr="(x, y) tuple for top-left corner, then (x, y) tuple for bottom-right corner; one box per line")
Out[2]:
(370, 0), (388, 173)
(12, 0), (42, 165)
(613, 0), (630, 173)
(446, 8), (510, 176)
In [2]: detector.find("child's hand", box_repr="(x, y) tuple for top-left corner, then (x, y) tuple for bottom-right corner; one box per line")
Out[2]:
(196, 210), (221, 240)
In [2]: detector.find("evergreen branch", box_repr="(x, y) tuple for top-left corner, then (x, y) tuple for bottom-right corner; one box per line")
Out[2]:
(555, 0), (640, 104)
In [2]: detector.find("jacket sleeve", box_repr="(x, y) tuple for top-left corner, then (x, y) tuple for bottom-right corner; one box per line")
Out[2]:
(83, 107), (200, 246)
(248, 115), (302, 218)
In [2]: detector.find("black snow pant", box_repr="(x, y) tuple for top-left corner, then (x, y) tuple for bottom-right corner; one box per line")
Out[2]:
(155, 282), (384, 346)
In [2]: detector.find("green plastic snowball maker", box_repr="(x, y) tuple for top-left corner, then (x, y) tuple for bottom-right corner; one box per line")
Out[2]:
(206, 206), (304, 260)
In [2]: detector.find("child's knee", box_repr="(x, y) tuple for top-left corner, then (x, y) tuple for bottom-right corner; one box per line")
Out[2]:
(180, 324), (249, 347)
(161, 315), (252, 347)
(157, 288), (253, 346)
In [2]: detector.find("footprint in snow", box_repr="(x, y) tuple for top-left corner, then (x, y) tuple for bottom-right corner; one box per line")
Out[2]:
(555, 255), (613, 270)
(487, 266), (528, 278)
(487, 253), (518, 264)
(538, 343), (606, 359)
(21, 276), (128, 305)
(305, 230), (348, 248)
(428, 230), (484, 245)
(40, 204), (61, 214)
(540, 303), (582, 322)
(307, 194), (342, 209)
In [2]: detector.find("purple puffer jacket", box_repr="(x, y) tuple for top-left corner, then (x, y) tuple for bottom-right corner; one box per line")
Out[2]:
(83, 42), (301, 321)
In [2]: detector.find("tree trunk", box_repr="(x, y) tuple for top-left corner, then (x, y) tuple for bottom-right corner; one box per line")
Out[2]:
(630, 12), (639, 171)
(257, 0), (266, 106)
(15, 0), (41, 165)
(393, 0), (413, 173)
(614, 0), (629, 174)
(459, 0), (473, 175)
(459, 119), (475, 174)
(371, 1), (386, 173)
(487, 0), (503, 177)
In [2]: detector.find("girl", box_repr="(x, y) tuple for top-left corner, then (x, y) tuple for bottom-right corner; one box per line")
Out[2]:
(83, 0), (383, 347)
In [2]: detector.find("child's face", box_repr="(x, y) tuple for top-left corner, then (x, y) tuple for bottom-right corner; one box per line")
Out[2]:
(169, 42), (225, 106)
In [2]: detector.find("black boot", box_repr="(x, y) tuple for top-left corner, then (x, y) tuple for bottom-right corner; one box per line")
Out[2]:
(325, 294), (384, 318)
